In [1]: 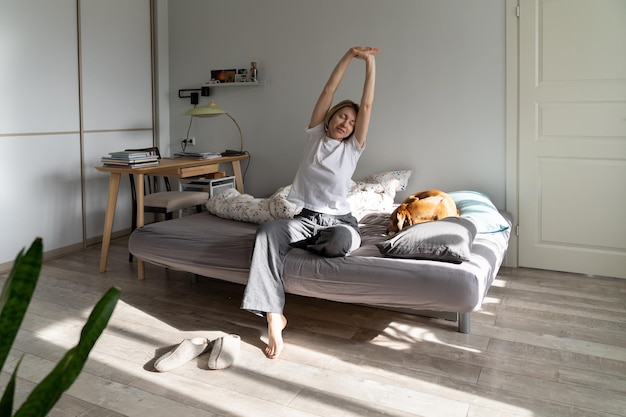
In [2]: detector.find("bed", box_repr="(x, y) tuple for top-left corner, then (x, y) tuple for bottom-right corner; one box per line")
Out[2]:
(128, 171), (512, 333)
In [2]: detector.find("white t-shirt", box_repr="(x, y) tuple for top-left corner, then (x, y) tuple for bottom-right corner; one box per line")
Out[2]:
(287, 123), (364, 215)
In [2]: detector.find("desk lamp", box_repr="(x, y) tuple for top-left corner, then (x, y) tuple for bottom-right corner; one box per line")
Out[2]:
(185, 102), (245, 156)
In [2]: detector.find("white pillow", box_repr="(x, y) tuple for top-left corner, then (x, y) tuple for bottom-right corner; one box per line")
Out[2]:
(347, 170), (413, 220)
(359, 170), (413, 192)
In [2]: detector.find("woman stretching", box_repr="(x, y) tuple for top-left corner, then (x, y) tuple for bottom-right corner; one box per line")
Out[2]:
(241, 46), (379, 359)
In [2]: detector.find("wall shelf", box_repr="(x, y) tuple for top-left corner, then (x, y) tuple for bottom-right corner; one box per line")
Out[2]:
(205, 80), (265, 87)
(179, 81), (265, 103)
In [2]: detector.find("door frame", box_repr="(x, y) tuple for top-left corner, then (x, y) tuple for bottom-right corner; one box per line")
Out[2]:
(505, 0), (519, 267)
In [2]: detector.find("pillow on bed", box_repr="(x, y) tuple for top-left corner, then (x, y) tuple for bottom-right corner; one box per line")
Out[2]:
(346, 170), (412, 220)
(376, 217), (477, 263)
(449, 191), (510, 234)
(360, 170), (413, 192)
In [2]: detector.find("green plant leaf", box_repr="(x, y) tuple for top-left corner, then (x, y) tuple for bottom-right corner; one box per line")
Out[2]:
(0, 357), (21, 417)
(13, 286), (120, 417)
(0, 238), (43, 372)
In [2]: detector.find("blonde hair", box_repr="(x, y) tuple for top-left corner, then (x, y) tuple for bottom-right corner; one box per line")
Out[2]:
(324, 100), (359, 136)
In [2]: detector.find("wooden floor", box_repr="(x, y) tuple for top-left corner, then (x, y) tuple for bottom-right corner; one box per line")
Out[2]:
(1, 237), (625, 417)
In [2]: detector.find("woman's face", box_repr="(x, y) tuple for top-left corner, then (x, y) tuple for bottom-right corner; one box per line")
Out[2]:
(327, 106), (357, 140)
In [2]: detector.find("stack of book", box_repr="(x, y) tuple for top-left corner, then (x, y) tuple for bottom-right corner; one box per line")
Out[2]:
(101, 151), (160, 167)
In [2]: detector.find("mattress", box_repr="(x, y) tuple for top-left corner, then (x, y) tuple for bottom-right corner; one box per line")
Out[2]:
(129, 210), (511, 314)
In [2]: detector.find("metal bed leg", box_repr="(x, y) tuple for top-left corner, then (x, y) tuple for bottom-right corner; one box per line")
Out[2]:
(458, 313), (470, 333)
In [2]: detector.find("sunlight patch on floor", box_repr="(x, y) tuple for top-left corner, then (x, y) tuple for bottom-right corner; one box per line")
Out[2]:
(475, 309), (496, 317)
(482, 295), (503, 304)
(35, 317), (84, 343)
(375, 322), (483, 353)
(491, 277), (509, 287)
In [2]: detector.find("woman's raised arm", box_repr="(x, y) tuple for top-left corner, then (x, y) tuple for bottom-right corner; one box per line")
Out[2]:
(309, 47), (379, 135)
(353, 48), (377, 148)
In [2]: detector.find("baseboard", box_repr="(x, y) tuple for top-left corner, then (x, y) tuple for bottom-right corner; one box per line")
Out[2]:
(0, 228), (132, 273)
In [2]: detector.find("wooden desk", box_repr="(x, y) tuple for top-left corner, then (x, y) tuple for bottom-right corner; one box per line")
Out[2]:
(95, 154), (248, 277)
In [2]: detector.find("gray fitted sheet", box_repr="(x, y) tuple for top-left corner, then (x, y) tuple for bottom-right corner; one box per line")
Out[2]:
(129, 211), (511, 314)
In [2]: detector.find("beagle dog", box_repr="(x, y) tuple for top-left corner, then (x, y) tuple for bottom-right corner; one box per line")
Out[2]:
(386, 190), (458, 235)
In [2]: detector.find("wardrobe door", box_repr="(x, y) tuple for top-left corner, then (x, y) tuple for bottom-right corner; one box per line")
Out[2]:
(0, 0), (82, 263)
(80, 0), (154, 240)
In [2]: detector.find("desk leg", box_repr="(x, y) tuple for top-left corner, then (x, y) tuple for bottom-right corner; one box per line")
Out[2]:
(99, 172), (121, 272)
(232, 160), (244, 193)
(136, 173), (145, 228)
(138, 259), (145, 280)
(135, 173), (146, 280)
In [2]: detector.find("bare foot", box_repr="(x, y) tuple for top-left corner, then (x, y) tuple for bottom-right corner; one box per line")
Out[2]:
(265, 313), (287, 359)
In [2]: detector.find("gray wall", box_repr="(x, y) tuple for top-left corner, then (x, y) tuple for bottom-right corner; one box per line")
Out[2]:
(166, 0), (506, 206)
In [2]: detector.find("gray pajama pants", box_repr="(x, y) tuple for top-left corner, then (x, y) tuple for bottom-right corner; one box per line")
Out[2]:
(241, 209), (361, 315)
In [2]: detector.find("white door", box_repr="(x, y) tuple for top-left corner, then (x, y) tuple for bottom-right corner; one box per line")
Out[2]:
(518, 0), (626, 279)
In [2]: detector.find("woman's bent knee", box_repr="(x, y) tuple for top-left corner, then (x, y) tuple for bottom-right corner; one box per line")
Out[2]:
(309, 225), (360, 257)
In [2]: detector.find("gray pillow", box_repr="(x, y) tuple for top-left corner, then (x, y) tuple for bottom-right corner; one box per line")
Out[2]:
(376, 217), (477, 263)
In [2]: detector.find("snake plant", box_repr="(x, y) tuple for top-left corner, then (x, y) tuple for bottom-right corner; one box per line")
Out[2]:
(0, 238), (120, 417)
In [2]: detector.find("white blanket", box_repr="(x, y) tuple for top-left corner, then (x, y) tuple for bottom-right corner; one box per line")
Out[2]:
(206, 170), (413, 224)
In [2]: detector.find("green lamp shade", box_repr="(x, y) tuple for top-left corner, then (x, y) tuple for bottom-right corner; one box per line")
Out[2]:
(185, 101), (227, 117)
(184, 101), (244, 153)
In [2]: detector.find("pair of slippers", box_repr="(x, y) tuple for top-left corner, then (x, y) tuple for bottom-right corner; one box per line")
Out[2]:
(153, 334), (241, 372)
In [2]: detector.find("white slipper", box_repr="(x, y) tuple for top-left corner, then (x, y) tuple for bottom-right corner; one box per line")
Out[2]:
(154, 337), (209, 372)
(208, 334), (241, 370)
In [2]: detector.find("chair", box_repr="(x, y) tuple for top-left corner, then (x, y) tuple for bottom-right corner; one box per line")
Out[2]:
(126, 147), (208, 261)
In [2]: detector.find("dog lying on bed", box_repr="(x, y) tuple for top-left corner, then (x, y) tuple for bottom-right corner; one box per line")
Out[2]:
(386, 190), (458, 234)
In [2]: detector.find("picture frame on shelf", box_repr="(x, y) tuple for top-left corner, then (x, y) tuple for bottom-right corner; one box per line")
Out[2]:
(210, 69), (236, 83)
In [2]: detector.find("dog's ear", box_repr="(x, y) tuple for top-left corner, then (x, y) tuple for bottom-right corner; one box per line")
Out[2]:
(386, 207), (399, 234)
(395, 210), (407, 232)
